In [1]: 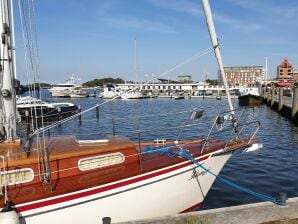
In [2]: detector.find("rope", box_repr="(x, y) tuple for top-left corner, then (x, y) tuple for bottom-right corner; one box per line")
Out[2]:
(144, 145), (287, 206)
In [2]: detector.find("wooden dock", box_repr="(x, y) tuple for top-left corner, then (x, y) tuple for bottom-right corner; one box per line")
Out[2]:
(261, 86), (298, 122)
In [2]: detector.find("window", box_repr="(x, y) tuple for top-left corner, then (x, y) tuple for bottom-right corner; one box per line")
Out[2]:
(78, 153), (125, 171)
(0, 168), (34, 185)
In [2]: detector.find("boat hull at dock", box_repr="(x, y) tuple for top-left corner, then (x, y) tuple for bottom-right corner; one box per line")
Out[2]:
(238, 94), (263, 106)
(15, 150), (231, 224)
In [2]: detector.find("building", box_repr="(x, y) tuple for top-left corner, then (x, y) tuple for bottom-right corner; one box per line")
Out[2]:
(276, 59), (298, 82)
(219, 66), (264, 85)
(177, 75), (192, 83)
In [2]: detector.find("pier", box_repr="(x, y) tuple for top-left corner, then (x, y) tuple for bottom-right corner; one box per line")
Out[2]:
(116, 197), (298, 224)
(261, 86), (298, 122)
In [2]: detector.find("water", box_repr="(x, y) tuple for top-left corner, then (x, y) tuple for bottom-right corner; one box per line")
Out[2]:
(21, 90), (298, 210)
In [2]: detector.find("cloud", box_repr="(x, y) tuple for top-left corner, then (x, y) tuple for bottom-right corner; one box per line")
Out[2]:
(227, 0), (298, 20)
(214, 13), (262, 31)
(147, 0), (201, 16)
(104, 17), (176, 33)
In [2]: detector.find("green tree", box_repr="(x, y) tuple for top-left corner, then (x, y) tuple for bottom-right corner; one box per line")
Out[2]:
(83, 77), (125, 87)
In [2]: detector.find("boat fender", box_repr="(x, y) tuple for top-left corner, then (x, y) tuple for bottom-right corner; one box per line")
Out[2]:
(0, 202), (20, 224)
(190, 110), (203, 120)
(1, 89), (11, 98)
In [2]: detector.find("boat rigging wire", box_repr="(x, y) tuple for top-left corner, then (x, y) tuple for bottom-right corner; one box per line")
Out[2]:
(30, 46), (214, 136)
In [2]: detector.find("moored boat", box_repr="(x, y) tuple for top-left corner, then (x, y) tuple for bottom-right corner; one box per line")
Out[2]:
(49, 74), (81, 97)
(16, 96), (79, 121)
(68, 88), (89, 98)
(238, 87), (263, 106)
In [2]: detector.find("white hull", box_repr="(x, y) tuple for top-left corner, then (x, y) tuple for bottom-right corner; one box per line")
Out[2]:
(49, 89), (71, 97)
(17, 152), (231, 224)
(69, 93), (88, 98)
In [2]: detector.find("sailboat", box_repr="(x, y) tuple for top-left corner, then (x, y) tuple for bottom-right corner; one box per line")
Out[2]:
(120, 39), (144, 100)
(0, 1), (260, 224)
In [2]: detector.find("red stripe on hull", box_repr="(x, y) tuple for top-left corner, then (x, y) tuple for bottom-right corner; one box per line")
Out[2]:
(180, 202), (202, 213)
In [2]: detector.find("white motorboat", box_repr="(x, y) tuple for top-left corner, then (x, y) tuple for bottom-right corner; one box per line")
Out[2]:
(69, 88), (89, 98)
(120, 88), (144, 99)
(99, 83), (122, 99)
(17, 96), (79, 120)
(49, 74), (81, 97)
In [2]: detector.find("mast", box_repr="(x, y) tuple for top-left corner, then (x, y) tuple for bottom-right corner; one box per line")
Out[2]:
(0, 0), (17, 141)
(9, 0), (16, 79)
(265, 56), (268, 83)
(201, 0), (234, 112)
(134, 38), (138, 84)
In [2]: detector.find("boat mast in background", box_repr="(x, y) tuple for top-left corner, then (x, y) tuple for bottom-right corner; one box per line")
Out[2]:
(265, 56), (268, 83)
(0, 0), (17, 141)
(201, 0), (234, 113)
(134, 38), (138, 84)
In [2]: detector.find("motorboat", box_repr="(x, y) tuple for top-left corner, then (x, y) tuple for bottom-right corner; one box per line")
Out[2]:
(99, 83), (122, 99)
(16, 96), (79, 121)
(120, 88), (144, 99)
(238, 86), (263, 106)
(49, 74), (81, 97)
(68, 88), (89, 98)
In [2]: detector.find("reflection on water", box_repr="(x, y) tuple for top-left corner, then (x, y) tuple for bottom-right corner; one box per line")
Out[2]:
(20, 90), (298, 209)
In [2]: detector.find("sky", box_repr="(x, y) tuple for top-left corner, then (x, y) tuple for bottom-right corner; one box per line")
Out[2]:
(13, 0), (298, 84)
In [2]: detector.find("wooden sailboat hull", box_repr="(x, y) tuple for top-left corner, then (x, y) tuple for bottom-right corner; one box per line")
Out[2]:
(14, 151), (231, 224)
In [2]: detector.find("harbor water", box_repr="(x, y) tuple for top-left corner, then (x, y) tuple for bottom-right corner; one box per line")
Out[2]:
(21, 90), (298, 210)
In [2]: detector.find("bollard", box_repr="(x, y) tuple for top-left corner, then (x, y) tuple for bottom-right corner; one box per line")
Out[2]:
(292, 87), (298, 119)
(278, 87), (283, 112)
(96, 106), (99, 120)
(102, 217), (111, 224)
(270, 87), (275, 107)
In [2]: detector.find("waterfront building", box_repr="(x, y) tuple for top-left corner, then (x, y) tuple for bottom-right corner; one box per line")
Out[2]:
(177, 75), (192, 83)
(277, 59), (293, 81)
(117, 82), (239, 96)
(219, 66), (264, 85)
(277, 59), (298, 82)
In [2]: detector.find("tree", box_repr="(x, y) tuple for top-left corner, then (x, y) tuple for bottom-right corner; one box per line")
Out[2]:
(82, 77), (125, 87)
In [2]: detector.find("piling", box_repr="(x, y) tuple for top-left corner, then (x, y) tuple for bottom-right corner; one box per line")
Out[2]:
(57, 107), (61, 127)
(266, 87), (270, 104)
(292, 87), (298, 119)
(270, 87), (275, 107)
(96, 106), (99, 120)
(278, 87), (283, 112)
(78, 106), (82, 125)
